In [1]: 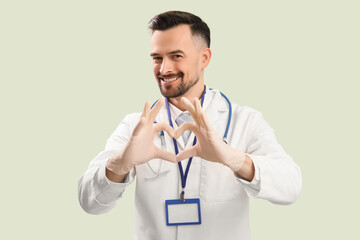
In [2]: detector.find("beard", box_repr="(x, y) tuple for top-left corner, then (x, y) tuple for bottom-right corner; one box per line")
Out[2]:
(157, 72), (200, 98)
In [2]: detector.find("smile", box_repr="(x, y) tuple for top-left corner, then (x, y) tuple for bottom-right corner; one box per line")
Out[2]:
(161, 76), (180, 82)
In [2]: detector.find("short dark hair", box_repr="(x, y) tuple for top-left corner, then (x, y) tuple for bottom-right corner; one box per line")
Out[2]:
(149, 11), (211, 48)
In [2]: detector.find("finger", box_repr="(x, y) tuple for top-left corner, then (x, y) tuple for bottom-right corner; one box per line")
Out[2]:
(176, 146), (198, 161)
(174, 122), (198, 139)
(153, 122), (175, 138)
(154, 148), (177, 163)
(200, 110), (214, 131)
(194, 98), (213, 130)
(194, 98), (206, 127)
(149, 97), (165, 122)
(141, 100), (151, 119)
(181, 97), (201, 125)
(132, 116), (146, 136)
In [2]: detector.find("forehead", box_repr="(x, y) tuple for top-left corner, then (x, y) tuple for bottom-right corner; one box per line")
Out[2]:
(150, 24), (196, 54)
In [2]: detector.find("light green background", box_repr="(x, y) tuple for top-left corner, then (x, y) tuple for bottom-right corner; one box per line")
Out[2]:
(1, 0), (359, 239)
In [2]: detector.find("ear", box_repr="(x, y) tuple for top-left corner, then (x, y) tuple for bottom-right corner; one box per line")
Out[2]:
(201, 48), (212, 69)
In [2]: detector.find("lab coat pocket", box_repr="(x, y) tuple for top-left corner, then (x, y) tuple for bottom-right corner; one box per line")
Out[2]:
(200, 160), (245, 202)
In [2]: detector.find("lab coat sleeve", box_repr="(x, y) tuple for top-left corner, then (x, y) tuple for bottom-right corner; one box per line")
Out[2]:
(240, 111), (302, 205)
(78, 113), (139, 215)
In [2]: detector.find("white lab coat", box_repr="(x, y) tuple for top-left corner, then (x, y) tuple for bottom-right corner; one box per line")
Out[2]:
(78, 87), (302, 240)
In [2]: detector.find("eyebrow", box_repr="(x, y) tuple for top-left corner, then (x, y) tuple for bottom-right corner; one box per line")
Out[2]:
(150, 50), (185, 57)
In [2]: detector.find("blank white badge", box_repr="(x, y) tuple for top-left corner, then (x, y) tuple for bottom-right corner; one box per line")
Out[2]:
(165, 198), (202, 226)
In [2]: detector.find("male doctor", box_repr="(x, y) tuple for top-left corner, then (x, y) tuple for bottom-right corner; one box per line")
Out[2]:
(78, 11), (302, 240)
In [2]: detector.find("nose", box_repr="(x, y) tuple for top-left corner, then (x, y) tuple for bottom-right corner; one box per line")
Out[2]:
(159, 59), (173, 75)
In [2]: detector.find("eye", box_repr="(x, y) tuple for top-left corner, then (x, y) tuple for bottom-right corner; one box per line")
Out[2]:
(152, 57), (162, 63)
(172, 55), (183, 60)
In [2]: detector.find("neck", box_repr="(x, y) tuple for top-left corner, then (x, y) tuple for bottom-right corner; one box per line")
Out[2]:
(168, 84), (205, 111)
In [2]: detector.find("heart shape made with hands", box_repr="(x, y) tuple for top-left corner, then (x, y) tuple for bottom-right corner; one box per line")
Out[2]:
(107, 96), (243, 177)
(137, 96), (207, 164)
(154, 97), (230, 164)
(167, 97), (245, 173)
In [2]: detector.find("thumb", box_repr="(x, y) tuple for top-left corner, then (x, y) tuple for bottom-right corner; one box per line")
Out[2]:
(176, 146), (198, 162)
(155, 147), (177, 163)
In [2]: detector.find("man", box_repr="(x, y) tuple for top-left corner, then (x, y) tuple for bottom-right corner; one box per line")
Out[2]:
(78, 11), (302, 240)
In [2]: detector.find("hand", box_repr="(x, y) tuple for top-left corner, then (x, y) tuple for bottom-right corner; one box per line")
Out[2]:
(106, 98), (177, 176)
(175, 97), (246, 172)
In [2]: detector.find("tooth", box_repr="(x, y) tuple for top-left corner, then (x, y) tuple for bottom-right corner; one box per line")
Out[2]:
(163, 77), (178, 82)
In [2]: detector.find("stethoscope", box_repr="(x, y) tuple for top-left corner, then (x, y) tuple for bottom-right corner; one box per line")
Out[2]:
(145, 86), (232, 180)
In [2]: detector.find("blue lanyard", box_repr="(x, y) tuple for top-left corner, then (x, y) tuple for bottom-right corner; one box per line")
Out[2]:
(165, 86), (206, 201)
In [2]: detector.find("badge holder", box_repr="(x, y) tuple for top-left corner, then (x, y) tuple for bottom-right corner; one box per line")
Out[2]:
(165, 198), (201, 226)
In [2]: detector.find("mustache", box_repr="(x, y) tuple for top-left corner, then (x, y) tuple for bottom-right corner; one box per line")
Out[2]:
(157, 72), (183, 79)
